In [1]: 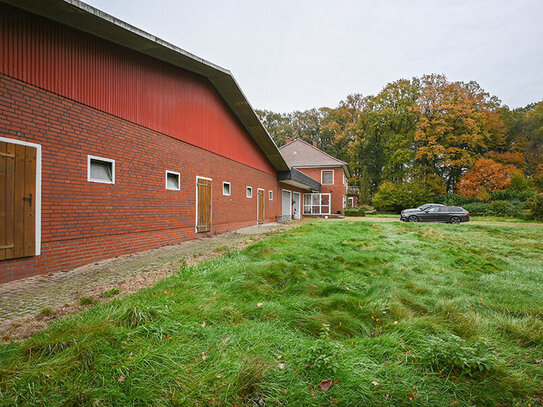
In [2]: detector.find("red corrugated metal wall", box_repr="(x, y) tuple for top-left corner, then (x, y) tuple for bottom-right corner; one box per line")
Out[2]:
(0, 3), (275, 174)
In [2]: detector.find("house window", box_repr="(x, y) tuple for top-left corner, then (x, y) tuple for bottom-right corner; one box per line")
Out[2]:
(165, 171), (180, 190)
(223, 182), (231, 196)
(303, 193), (331, 215)
(246, 186), (253, 198)
(321, 170), (334, 185)
(88, 155), (115, 184)
(269, 190), (273, 200)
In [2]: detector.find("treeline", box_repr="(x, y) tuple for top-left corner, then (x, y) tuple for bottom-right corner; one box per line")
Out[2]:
(257, 74), (543, 217)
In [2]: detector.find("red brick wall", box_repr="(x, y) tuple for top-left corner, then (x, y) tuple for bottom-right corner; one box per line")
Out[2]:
(0, 74), (280, 283)
(295, 167), (347, 215)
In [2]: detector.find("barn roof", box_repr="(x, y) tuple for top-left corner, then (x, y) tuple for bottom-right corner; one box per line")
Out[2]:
(279, 139), (351, 177)
(3, 0), (290, 172)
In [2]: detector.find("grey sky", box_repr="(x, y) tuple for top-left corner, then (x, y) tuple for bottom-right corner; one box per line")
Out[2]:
(85, 0), (543, 112)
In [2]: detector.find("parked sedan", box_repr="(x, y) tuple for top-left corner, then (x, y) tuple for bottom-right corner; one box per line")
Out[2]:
(400, 205), (470, 224)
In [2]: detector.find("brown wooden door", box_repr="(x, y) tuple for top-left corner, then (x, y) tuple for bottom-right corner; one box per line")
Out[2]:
(0, 141), (36, 260)
(197, 178), (212, 233)
(257, 189), (264, 224)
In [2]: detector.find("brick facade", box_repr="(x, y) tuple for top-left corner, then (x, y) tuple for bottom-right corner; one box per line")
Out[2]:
(295, 167), (348, 215)
(0, 74), (282, 283)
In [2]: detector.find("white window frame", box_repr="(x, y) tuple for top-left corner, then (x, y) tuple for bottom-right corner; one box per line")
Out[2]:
(269, 190), (273, 200)
(321, 169), (334, 185)
(87, 155), (115, 184)
(303, 193), (331, 215)
(0, 137), (42, 256)
(165, 170), (180, 191)
(222, 182), (231, 196)
(246, 186), (253, 198)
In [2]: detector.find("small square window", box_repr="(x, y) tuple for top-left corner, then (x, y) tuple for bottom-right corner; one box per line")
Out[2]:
(88, 155), (115, 184)
(165, 171), (180, 190)
(321, 170), (334, 185)
(246, 186), (253, 198)
(223, 182), (231, 196)
(269, 190), (273, 200)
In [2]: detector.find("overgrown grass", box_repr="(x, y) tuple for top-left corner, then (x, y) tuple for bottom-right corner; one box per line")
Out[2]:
(1, 221), (542, 406)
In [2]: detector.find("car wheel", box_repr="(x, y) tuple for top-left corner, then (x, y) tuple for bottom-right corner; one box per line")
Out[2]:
(408, 215), (419, 222)
(450, 216), (461, 224)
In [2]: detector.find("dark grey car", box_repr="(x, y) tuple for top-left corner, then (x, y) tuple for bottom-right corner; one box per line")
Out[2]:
(400, 205), (470, 224)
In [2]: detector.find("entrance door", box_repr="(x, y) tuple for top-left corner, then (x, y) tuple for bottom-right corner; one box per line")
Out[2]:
(281, 190), (292, 220)
(196, 177), (212, 232)
(257, 189), (264, 224)
(0, 140), (36, 260)
(292, 192), (301, 219)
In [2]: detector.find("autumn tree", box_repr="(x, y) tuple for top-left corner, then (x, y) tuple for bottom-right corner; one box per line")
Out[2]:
(413, 74), (506, 192)
(457, 158), (517, 198)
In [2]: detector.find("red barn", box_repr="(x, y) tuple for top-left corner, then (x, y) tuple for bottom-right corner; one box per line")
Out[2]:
(0, 0), (320, 283)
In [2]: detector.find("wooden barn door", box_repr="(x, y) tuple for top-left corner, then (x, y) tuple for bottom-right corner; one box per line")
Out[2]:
(0, 140), (36, 260)
(196, 177), (212, 233)
(257, 189), (264, 224)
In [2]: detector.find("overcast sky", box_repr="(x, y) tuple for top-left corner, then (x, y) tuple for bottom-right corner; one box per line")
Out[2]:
(85, 0), (543, 112)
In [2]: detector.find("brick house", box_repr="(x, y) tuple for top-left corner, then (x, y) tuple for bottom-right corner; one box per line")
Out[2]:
(279, 139), (351, 216)
(0, 0), (320, 283)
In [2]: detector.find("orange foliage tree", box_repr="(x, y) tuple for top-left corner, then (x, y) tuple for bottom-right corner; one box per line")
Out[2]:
(413, 74), (506, 192)
(457, 158), (517, 198)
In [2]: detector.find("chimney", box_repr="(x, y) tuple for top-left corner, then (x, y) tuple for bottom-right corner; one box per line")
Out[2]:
(285, 138), (291, 144)
(312, 141), (318, 148)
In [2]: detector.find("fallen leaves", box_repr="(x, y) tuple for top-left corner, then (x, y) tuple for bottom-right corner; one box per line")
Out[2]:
(201, 352), (207, 361)
(319, 379), (333, 392)
(117, 375), (125, 382)
(257, 302), (263, 307)
(371, 381), (379, 386)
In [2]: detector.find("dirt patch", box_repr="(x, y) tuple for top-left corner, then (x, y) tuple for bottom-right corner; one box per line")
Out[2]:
(0, 221), (309, 342)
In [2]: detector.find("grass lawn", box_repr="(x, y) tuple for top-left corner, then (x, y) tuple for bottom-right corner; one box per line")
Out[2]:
(1, 221), (543, 406)
(365, 213), (539, 223)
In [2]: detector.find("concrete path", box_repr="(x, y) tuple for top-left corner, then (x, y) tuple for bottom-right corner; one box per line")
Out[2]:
(0, 222), (303, 326)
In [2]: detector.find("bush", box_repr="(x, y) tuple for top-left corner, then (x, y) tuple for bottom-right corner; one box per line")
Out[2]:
(360, 205), (376, 215)
(527, 193), (543, 220)
(464, 200), (525, 217)
(436, 194), (474, 206)
(344, 208), (366, 217)
(463, 202), (493, 216)
(373, 180), (436, 212)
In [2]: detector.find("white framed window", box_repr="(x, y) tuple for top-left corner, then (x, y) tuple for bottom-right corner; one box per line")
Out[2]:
(165, 170), (180, 190)
(246, 186), (253, 198)
(303, 193), (331, 215)
(321, 170), (334, 185)
(88, 155), (115, 184)
(223, 182), (231, 196)
(269, 190), (273, 200)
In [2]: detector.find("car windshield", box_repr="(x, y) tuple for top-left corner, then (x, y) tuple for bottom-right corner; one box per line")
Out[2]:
(419, 205), (431, 211)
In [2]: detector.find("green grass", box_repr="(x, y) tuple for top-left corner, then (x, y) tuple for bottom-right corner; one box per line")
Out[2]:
(1, 221), (543, 406)
(368, 213), (540, 223)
